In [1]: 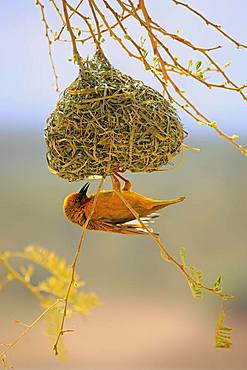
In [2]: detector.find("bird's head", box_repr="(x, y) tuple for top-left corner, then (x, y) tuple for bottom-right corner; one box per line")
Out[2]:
(63, 183), (90, 224)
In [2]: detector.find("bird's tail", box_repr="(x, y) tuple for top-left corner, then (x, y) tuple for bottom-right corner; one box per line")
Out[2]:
(152, 196), (186, 212)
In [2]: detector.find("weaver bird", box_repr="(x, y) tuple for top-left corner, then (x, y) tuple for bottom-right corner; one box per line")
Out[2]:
(64, 173), (185, 236)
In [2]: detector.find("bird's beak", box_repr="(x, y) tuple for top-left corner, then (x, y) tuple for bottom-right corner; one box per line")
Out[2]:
(79, 182), (90, 198)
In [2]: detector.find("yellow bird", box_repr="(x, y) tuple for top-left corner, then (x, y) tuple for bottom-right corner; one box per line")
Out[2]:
(63, 173), (185, 236)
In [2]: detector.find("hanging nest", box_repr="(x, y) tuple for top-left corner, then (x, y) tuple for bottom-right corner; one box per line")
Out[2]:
(45, 52), (185, 182)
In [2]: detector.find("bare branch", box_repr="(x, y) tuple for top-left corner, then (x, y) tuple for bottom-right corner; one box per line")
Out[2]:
(36, 0), (59, 91)
(172, 0), (247, 49)
(139, 0), (169, 84)
(0, 299), (62, 362)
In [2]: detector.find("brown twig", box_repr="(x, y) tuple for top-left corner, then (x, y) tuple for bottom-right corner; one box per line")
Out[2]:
(54, 0), (84, 41)
(138, 0), (169, 84)
(61, 0), (85, 74)
(70, 2), (103, 52)
(53, 176), (105, 356)
(87, 0), (142, 61)
(74, 12), (133, 44)
(64, 1), (107, 60)
(100, 0), (161, 82)
(172, 0), (247, 49)
(88, 0), (102, 47)
(36, 0), (59, 91)
(49, 0), (65, 23)
(0, 299), (62, 362)
(151, 22), (222, 52)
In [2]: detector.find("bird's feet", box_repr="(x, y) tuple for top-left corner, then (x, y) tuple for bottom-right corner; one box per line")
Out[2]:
(111, 169), (132, 192)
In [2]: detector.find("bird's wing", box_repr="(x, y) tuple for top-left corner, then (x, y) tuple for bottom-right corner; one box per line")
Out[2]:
(88, 214), (159, 236)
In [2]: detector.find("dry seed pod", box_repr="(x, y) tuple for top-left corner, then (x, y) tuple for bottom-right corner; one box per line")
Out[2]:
(45, 52), (185, 182)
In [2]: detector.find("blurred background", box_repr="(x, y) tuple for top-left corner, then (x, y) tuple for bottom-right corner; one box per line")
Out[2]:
(0, 1), (246, 369)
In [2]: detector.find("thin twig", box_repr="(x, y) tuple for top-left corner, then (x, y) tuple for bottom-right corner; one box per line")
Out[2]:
(36, 0), (59, 91)
(151, 22), (222, 52)
(85, 0), (142, 61)
(64, 1), (106, 58)
(54, 0), (84, 41)
(0, 299), (62, 362)
(61, 0), (85, 74)
(49, 0), (65, 23)
(53, 176), (105, 356)
(88, 0), (102, 48)
(139, 0), (168, 84)
(74, 12), (133, 44)
(172, 0), (247, 49)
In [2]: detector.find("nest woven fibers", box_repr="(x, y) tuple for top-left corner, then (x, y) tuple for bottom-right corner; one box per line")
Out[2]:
(45, 52), (185, 182)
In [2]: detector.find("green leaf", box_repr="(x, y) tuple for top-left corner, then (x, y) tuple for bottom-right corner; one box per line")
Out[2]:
(72, 292), (102, 315)
(196, 60), (202, 70)
(213, 274), (222, 293)
(188, 266), (203, 299)
(140, 35), (146, 47)
(189, 281), (203, 299)
(197, 71), (204, 79)
(208, 121), (217, 128)
(179, 247), (187, 266)
(160, 247), (169, 262)
(124, 33), (131, 40)
(188, 59), (193, 71)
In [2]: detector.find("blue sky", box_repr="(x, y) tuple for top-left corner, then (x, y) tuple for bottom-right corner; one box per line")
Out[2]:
(1, 1), (246, 135)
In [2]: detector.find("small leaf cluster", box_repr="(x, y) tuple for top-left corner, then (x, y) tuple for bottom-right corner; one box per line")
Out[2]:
(0, 246), (101, 356)
(180, 247), (203, 298)
(215, 311), (232, 349)
(179, 247), (226, 299)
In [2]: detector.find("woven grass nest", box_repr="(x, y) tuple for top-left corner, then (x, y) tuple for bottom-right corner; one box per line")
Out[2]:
(45, 52), (185, 182)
